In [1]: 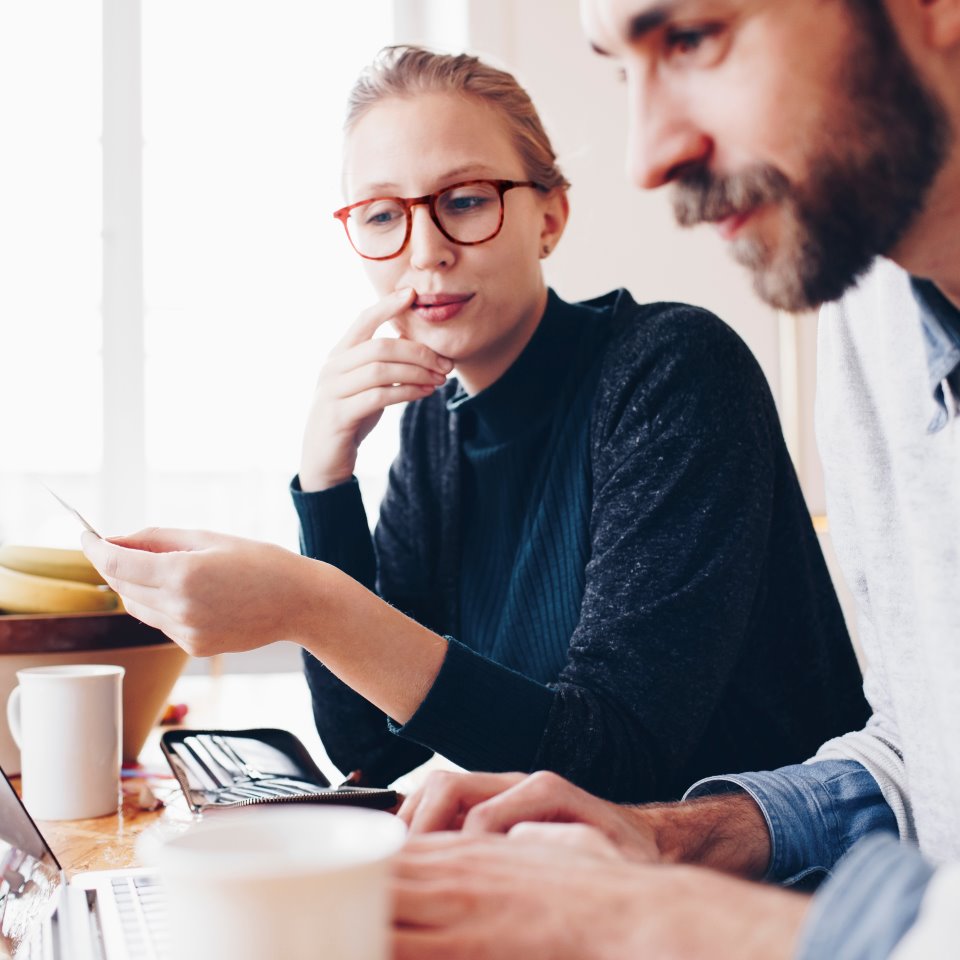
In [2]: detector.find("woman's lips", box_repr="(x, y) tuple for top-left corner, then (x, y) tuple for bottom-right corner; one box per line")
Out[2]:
(411, 293), (475, 323)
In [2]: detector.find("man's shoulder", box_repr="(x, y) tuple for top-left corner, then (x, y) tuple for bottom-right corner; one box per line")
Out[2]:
(821, 257), (914, 328)
(818, 258), (924, 395)
(815, 257), (938, 488)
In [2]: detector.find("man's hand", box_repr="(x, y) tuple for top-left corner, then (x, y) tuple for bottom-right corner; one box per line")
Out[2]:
(398, 769), (773, 876)
(398, 770), (660, 861)
(392, 831), (810, 960)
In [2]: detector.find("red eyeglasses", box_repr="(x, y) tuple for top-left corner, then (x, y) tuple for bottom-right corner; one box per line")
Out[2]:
(333, 179), (545, 260)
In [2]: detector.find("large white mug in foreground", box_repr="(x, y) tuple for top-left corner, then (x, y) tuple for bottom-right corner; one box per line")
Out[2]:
(6, 664), (123, 820)
(139, 806), (407, 960)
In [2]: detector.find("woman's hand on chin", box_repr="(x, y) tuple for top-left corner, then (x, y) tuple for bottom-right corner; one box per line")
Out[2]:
(80, 527), (325, 657)
(299, 287), (454, 491)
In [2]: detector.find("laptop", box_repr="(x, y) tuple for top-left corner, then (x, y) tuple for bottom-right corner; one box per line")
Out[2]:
(0, 765), (169, 960)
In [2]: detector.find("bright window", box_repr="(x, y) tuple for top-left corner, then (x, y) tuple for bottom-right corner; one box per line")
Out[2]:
(141, 1), (396, 542)
(0, 3), (103, 543)
(1, 2), (397, 552)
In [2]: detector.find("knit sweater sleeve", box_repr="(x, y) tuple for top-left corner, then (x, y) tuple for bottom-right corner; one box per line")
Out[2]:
(396, 303), (789, 799)
(533, 303), (784, 797)
(291, 396), (449, 785)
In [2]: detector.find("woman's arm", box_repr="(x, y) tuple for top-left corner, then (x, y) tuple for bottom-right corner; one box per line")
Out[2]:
(292, 373), (462, 783)
(82, 526), (448, 721)
(292, 290), (453, 782)
(292, 474), (436, 784)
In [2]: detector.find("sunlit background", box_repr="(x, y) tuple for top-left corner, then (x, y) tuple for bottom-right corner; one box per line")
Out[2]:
(0, 1), (401, 551)
(0, 1), (845, 670)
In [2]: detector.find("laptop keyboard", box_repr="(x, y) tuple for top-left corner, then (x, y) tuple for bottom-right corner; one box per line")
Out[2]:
(18, 875), (170, 960)
(20, 914), (55, 960)
(109, 876), (169, 959)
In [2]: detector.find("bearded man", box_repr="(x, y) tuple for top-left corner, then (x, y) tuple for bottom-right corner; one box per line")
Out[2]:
(391, 1), (960, 957)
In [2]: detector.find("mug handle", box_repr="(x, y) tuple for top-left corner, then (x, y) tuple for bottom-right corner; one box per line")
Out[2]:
(6, 686), (22, 748)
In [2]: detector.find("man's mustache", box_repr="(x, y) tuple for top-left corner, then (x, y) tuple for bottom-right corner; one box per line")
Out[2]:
(672, 164), (791, 227)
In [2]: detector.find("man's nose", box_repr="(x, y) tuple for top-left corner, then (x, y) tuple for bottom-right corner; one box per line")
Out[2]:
(626, 80), (712, 190)
(408, 203), (455, 270)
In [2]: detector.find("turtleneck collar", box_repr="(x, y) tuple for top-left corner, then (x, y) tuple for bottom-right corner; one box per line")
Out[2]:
(446, 289), (582, 445)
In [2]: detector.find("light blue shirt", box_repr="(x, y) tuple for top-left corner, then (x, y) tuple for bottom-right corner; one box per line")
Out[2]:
(912, 277), (960, 432)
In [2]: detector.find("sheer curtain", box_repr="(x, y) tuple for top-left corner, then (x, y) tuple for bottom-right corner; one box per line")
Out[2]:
(0, 3), (103, 545)
(141, 2), (397, 546)
(1, 1), (398, 672)
(1, 2), (396, 547)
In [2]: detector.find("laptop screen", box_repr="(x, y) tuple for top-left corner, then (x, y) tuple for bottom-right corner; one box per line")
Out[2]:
(0, 766), (62, 955)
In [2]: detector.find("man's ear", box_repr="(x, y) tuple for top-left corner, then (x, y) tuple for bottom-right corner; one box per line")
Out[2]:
(918, 0), (960, 49)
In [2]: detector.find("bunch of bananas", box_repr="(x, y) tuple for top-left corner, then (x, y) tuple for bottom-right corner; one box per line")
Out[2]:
(0, 545), (121, 615)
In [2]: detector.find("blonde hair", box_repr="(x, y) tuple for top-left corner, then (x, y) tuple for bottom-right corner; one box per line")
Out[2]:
(345, 45), (570, 191)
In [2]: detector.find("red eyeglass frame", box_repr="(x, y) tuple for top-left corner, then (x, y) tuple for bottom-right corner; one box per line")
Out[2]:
(332, 178), (546, 261)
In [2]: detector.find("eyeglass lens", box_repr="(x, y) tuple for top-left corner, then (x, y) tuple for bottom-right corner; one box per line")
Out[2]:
(345, 182), (504, 259)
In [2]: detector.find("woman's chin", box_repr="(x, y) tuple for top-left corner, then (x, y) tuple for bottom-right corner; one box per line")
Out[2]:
(399, 323), (467, 363)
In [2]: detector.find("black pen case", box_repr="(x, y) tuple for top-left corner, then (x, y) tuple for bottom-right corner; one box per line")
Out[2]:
(160, 727), (397, 813)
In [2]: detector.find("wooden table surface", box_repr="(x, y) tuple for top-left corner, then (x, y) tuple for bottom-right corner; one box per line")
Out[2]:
(25, 671), (336, 877)
(30, 777), (170, 876)
(23, 670), (458, 877)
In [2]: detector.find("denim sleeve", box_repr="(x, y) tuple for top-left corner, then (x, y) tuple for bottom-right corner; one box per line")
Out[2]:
(684, 759), (897, 885)
(794, 832), (934, 960)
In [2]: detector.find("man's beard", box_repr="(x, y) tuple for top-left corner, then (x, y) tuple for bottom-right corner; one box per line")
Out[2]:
(671, 1), (952, 312)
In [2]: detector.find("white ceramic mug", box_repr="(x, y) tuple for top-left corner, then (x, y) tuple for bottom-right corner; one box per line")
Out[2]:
(139, 806), (407, 960)
(6, 664), (123, 820)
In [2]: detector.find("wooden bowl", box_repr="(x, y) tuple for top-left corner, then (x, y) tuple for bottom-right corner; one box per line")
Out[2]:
(0, 611), (189, 773)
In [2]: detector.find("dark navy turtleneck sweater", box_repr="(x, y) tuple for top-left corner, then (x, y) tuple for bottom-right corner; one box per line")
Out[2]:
(452, 295), (594, 678)
(292, 289), (868, 802)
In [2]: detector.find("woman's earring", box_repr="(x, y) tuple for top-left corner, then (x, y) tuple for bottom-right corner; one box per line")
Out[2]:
(541, 244), (551, 258)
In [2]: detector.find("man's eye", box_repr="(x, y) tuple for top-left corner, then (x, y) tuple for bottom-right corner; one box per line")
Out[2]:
(664, 24), (724, 61)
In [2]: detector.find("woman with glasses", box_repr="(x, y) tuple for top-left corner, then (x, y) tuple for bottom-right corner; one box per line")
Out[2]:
(82, 46), (867, 803)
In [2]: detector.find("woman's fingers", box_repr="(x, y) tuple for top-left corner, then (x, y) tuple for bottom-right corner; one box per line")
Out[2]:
(101, 576), (165, 612)
(335, 287), (417, 350)
(106, 527), (222, 554)
(110, 592), (180, 644)
(82, 531), (171, 588)
(329, 333), (454, 381)
(339, 384), (438, 423)
(337, 361), (446, 400)
(299, 289), (452, 491)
